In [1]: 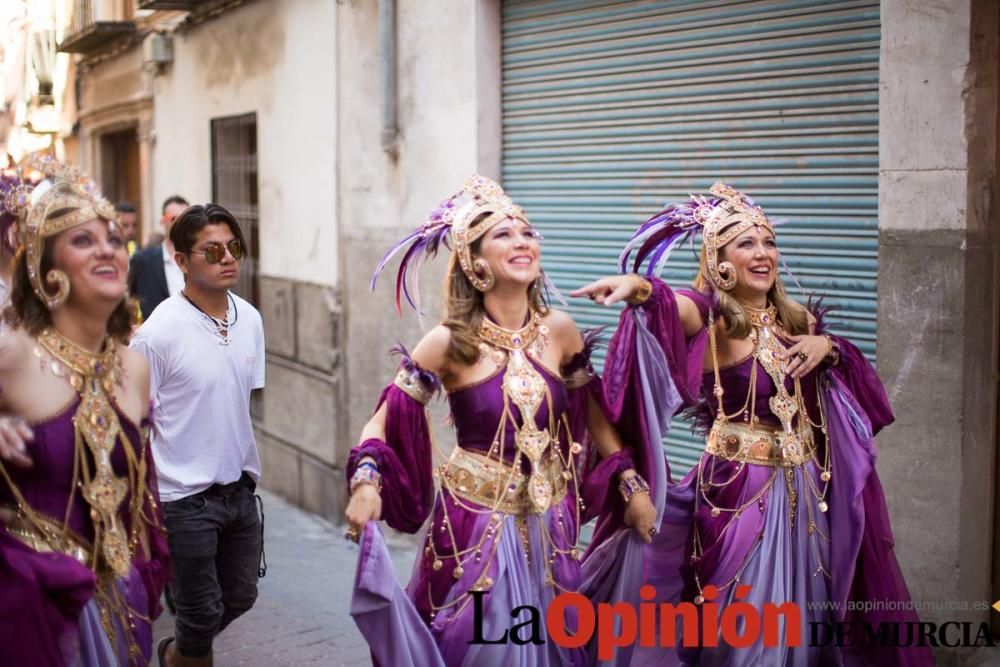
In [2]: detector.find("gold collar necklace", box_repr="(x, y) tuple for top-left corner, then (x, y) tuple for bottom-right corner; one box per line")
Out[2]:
(34, 327), (132, 578)
(36, 327), (123, 393)
(744, 302), (778, 329)
(478, 309), (542, 351)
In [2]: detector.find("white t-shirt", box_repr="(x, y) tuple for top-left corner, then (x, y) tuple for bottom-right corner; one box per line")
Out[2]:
(130, 292), (265, 502)
(162, 244), (185, 297)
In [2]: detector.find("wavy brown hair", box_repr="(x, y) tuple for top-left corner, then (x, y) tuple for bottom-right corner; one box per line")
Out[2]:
(3, 222), (137, 341)
(442, 226), (549, 365)
(692, 244), (809, 339)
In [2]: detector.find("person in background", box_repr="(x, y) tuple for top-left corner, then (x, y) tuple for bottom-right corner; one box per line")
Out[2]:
(114, 200), (139, 256)
(129, 195), (189, 319)
(131, 203), (265, 667)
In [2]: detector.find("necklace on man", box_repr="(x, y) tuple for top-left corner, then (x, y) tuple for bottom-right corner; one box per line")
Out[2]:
(183, 291), (238, 345)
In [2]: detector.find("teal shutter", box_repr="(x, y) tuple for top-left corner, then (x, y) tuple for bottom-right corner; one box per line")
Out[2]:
(501, 0), (880, 475)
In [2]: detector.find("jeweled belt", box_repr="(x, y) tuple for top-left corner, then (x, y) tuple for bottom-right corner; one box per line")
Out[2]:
(706, 420), (816, 468)
(438, 447), (570, 515)
(2, 506), (93, 567)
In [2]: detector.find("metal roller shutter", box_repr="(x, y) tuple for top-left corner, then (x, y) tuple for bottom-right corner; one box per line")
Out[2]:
(501, 0), (880, 475)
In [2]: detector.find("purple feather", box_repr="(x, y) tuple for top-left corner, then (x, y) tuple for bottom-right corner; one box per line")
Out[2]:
(388, 343), (441, 396)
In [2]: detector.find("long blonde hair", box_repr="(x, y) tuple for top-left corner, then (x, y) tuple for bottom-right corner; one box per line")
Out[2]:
(692, 245), (809, 338)
(442, 240), (548, 365)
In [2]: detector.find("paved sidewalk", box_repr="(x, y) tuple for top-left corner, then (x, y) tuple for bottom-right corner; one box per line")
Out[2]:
(153, 489), (414, 666)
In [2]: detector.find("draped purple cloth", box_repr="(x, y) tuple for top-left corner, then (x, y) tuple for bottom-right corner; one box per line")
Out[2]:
(0, 403), (171, 666)
(599, 278), (934, 666)
(352, 522), (445, 667)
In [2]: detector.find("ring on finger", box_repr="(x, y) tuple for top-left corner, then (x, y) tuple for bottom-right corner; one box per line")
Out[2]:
(344, 527), (359, 541)
(796, 351), (808, 362)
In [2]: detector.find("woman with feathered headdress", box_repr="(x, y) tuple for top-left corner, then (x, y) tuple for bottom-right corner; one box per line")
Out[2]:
(0, 155), (170, 666)
(345, 175), (657, 666)
(573, 183), (934, 666)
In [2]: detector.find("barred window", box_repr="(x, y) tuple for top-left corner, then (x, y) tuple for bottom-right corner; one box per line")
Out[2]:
(210, 112), (259, 305)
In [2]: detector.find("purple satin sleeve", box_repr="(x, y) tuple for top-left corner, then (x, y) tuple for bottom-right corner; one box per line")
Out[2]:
(347, 385), (435, 534)
(561, 353), (636, 526)
(826, 334), (894, 435)
(605, 279), (707, 421)
(0, 528), (97, 666)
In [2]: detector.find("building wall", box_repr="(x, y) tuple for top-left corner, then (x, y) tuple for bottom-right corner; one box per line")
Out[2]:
(312, 0), (500, 520)
(877, 0), (998, 662)
(150, 0), (337, 285)
(150, 0), (343, 518)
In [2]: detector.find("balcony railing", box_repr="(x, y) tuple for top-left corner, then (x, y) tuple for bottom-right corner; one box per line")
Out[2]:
(58, 0), (136, 54)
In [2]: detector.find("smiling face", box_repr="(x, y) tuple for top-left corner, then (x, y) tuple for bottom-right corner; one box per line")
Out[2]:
(474, 217), (541, 289)
(48, 217), (129, 307)
(719, 225), (778, 301)
(175, 222), (241, 293)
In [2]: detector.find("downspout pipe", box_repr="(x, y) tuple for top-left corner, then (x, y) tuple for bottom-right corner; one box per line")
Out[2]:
(379, 0), (398, 157)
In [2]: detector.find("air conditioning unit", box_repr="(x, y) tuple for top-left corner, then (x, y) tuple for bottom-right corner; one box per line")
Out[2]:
(142, 33), (173, 67)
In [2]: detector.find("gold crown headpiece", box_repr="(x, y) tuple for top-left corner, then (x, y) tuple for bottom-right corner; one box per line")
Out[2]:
(1, 154), (117, 309)
(620, 182), (775, 291)
(372, 174), (531, 313)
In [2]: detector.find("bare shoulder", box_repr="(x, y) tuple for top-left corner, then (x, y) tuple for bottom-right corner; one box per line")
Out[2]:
(118, 344), (150, 381)
(807, 309), (817, 334)
(410, 324), (452, 378)
(0, 327), (32, 373)
(676, 293), (706, 337)
(118, 345), (151, 388)
(543, 309), (584, 357)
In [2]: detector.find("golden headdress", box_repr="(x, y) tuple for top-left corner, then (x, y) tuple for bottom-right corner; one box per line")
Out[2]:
(371, 174), (536, 312)
(620, 182), (776, 291)
(0, 154), (117, 309)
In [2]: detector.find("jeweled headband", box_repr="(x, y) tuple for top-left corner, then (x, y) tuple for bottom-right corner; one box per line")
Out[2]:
(619, 182), (775, 291)
(372, 174), (548, 313)
(0, 154), (117, 309)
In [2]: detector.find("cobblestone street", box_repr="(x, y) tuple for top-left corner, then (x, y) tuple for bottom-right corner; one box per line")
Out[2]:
(153, 490), (414, 666)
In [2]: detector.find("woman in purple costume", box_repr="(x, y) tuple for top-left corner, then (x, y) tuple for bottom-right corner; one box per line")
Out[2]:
(574, 183), (934, 666)
(0, 156), (170, 666)
(344, 175), (657, 666)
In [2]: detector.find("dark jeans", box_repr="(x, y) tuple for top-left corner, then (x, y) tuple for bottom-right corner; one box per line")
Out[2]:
(163, 474), (261, 658)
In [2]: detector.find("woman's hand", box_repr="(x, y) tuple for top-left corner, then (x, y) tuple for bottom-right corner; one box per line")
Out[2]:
(344, 483), (382, 542)
(0, 416), (33, 468)
(571, 274), (647, 306)
(621, 471), (658, 544)
(782, 335), (832, 379)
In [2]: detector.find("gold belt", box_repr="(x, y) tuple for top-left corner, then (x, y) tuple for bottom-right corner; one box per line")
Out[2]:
(438, 447), (570, 515)
(2, 507), (92, 566)
(706, 421), (816, 468)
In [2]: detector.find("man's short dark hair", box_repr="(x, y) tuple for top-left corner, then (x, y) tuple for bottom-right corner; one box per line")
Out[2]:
(115, 201), (136, 214)
(161, 195), (190, 215)
(170, 203), (248, 256)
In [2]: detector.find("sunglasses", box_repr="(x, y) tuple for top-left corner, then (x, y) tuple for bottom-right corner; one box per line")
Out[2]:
(190, 239), (245, 264)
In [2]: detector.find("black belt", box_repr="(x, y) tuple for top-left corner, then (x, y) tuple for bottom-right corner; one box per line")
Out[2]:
(203, 472), (256, 496)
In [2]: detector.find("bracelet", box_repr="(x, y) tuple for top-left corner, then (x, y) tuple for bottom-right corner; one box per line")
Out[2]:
(822, 335), (841, 366)
(357, 459), (379, 471)
(618, 472), (650, 504)
(626, 276), (653, 306)
(350, 465), (383, 495)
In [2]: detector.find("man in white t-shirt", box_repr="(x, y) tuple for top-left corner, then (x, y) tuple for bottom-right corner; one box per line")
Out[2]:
(130, 203), (264, 667)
